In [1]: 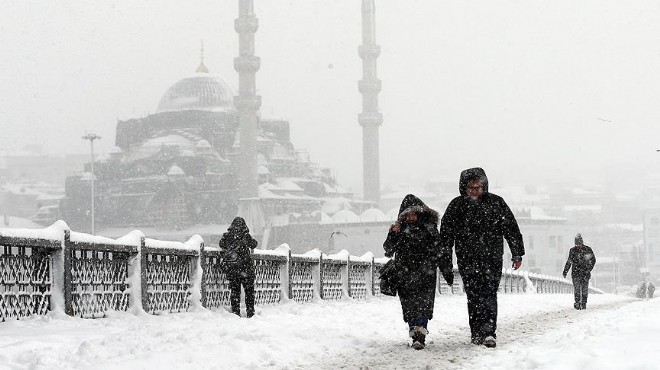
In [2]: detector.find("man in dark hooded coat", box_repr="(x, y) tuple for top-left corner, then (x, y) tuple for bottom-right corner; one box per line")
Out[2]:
(219, 217), (258, 317)
(383, 194), (454, 350)
(563, 233), (596, 310)
(439, 168), (525, 348)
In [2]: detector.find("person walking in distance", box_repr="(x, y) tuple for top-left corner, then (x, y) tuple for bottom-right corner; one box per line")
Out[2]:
(439, 167), (525, 348)
(219, 217), (258, 317)
(383, 194), (454, 350)
(563, 233), (596, 310)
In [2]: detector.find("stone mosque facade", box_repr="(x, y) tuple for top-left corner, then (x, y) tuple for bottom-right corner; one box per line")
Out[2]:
(60, 62), (352, 232)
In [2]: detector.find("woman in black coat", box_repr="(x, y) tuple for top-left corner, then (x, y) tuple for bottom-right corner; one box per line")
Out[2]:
(219, 217), (258, 317)
(383, 194), (453, 350)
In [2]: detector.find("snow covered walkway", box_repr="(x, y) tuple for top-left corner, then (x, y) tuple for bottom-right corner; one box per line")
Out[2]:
(1, 293), (657, 370)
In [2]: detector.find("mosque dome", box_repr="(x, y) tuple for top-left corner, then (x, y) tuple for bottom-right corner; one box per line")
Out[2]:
(156, 68), (235, 113)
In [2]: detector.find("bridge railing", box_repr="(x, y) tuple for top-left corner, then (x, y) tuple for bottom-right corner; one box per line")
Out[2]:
(1, 221), (593, 321)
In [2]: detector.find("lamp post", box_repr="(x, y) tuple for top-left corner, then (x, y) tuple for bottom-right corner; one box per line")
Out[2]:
(82, 133), (101, 234)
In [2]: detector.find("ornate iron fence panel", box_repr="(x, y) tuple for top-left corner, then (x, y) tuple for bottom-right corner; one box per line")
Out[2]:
(69, 249), (132, 318)
(0, 240), (54, 321)
(348, 262), (369, 300)
(516, 275), (525, 293)
(143, 250), (194, 314)
(289, 257), (317, 303)
(502, 273), (513, 293)
(321, 260), (344, 301)
(372, 262), (386, 297)
(254, 255), (284, 305)
(438, 275), (452, 295)
(498, 273), (505, 293)
(451, 271), (463, 294)
(200, 251), (230, 310)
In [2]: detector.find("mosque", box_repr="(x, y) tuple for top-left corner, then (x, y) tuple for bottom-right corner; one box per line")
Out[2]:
(59, 60), (360, 234)
(60, 0), (385, 251)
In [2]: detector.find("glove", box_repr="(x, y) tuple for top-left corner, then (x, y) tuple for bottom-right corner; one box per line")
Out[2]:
(562, 273), (567, 278)
(442, 269), (454, 286)
(511, 256), (522, 270)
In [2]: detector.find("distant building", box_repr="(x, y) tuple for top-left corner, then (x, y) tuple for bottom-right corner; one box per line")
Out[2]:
(60, 64), (351, 236)
(0, 150), (78, 221)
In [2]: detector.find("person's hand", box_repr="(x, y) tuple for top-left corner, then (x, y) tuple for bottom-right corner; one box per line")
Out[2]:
(391, 222), (401, 233)
(512, 260), (522, 270)
(563, 273), (567, 278)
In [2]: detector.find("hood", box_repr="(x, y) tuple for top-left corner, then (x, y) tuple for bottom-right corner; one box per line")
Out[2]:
(227, 216), (250, 235)
(397, 194), (439, 225)
(459, 167), (489, 196)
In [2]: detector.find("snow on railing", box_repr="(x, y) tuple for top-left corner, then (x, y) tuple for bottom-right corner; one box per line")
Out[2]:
(1, 221), (586, 321)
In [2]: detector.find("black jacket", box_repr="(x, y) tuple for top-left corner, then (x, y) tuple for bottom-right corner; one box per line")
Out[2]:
(563, 245), (596, 279)
(383, 194), (448, 322)
(439, 168), (525, 271)
(218, 217), (258, 278)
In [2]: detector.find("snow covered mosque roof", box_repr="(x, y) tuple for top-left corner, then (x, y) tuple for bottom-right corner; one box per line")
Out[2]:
(127, 134), (196, 161)
(321, 197), (352, 215)
(332, 210), (360, 223)
(386, 207), (400, 220)
(156, 71), (235, 113)
(359, 208), (389, 222)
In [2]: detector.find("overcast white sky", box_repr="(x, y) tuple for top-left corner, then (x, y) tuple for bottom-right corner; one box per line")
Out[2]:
(2, 0), (660, 195)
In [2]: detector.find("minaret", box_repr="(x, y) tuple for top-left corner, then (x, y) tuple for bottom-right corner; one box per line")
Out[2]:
(234, 0), (265, 234)
(358, 0), (383, 205)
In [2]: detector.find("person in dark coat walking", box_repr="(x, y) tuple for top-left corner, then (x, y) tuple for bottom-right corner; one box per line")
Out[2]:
(637, 282), (648, 299)
(383, 194), (453, 350)
(218, 217), (258, 317)
(648, 282), (656, 299)
(439, 167), (525, 348)
(563, 233), (596, 310)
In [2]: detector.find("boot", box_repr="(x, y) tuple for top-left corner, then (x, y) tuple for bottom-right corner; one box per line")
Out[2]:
(410, 326), (428, 350)
(483, 336), (496, 348)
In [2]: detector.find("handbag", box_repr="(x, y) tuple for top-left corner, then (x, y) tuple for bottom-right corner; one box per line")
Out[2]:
(379, 259), (398, 296)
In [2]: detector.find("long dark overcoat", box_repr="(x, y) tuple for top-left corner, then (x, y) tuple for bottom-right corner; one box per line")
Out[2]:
(383, 194), (449, 323)
(218, 217), (258, 278)
(439, 168), (525, 275)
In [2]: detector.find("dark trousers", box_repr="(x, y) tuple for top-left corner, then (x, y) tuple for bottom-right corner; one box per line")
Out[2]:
(228, 273), (255, 317)
(572, 275), (590, 309)
(460, 264), (502, 341)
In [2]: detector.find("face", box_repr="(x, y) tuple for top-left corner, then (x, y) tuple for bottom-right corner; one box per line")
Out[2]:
(405, 212), (419, 223)
(466, 179), (484, 200)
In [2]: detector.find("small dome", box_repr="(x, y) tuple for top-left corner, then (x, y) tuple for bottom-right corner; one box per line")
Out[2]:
(196, 140), (212, 148)
(168, 165), (185, 176)
(360, 208), (388, 222)
(386, 207), (400, 221)
(156, 73), (235, 113)
(332, 210), (359, 223)
(258, 166), (270, 175)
